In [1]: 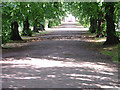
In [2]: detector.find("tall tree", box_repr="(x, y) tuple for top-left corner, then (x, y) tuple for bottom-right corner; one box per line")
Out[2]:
(104, 2), (120, 45)
(2, 2), (23, 43)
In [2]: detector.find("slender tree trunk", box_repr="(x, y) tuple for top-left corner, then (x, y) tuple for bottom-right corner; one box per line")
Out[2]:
(33, 18), (39, 32)
(11, 20), (22, 41)
(104, 3), (120, 45)
(96, 18), (105, 37)
(48, 21), (51, 28)
(96, 17), (102, 37)
(26, 17), (29, 32)
(22, 20), (26, 35)
(22, 17), (31, 36)
(89, 17), (97, 33)
(33, 25), (37, 32)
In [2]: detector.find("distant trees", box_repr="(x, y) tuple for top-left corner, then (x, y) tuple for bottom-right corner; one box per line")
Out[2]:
(65, 2), (120, 45)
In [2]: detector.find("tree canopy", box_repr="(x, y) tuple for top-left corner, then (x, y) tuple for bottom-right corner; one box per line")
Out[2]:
(2, 2), (66, 44)
(2, 2), (120, 45)
(64, 2), (120, 45)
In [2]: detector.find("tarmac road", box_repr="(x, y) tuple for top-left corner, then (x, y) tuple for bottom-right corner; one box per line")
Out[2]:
(1, 22), (119, 88)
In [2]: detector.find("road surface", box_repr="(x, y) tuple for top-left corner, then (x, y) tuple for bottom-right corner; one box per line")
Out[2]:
(1, 22), (119, 88)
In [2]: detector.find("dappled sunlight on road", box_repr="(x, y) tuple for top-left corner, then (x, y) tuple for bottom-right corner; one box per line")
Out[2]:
(1, 57), (117, 71)
(1, 56), (118, 88)
(1, 22), (119, 88)
(1, 57), (76, 68)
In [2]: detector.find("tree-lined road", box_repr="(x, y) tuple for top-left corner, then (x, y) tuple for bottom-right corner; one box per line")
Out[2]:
(1, 23), (119, 88)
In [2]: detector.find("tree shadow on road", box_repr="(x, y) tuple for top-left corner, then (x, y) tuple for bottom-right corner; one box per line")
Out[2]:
(1, 30), (119, 88)
(1, 56), (119, 88)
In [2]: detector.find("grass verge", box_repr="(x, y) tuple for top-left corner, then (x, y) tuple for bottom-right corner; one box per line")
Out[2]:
(90, 42), (119, 63)
(83, 33), (119, 63)
(101, 44), (119, 62)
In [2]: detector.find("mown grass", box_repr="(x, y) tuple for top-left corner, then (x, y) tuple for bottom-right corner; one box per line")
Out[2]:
(101, 44), (119, 62)
(84, 32), (119, 63)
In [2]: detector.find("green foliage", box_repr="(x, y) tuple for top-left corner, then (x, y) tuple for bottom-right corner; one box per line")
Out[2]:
(116, 31), (120, 37)
(2, 30), (10, 44)
(65, 2), (120, 43)
(2, 2), (119, 44)
(64, 2), (100, 27)
(2, 2), (65, 44)
(48, 18), (61, 28)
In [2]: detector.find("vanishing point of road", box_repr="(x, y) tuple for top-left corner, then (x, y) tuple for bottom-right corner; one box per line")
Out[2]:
(1, 22), (119, 88)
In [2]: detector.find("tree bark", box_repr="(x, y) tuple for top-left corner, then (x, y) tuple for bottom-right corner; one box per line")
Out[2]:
(48, 21), (51, 28)
(11, 20), (22, 41)
(22, 20), (26, 35)
(22, 17), (31, 36)
(104, 3), (120, 45)
(33, 18), (39, 32)
(89, 17), (97, 33)
(96, 16), (105, 37)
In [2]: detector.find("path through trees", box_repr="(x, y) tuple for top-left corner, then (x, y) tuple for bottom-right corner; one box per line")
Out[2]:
(2, 23), (119, 88)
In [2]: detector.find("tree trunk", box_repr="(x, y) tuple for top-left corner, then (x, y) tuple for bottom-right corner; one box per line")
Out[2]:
(96, 18), (105, 37)
(89, 17), (97, 33)
(11, 20), (22, 41)
(96, 18), (102, 37)
(22, 20), (26, 35)
(104, 3), (120, 45)
(22, 17), (31, 36)
(33, 18), (38, 32)
(48, 21), (51, 28)
(33, 25), (37, 32)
